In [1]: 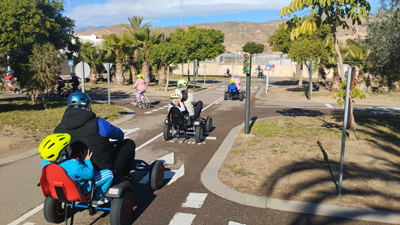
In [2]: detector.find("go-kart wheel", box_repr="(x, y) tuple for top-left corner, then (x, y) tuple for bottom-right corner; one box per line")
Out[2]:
(43, 197), (65, 223)
(239, 92), (244, 101)
(224, 92), (228, 100)
(195, 125), (204, 143)
(163, 124), (172, 141)
(205, 116), (213, 133)
(110, 191), (132, 225)
(150, 160), (165, 190)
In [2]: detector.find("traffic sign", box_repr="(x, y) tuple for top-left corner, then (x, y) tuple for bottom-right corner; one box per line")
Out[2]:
(75, 61), (90, 79)
(103, 63), (113, 74)
(68, 60), (73, 66)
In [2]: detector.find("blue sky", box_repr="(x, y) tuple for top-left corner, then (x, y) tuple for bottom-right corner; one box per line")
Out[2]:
(65, 0), (382, 28)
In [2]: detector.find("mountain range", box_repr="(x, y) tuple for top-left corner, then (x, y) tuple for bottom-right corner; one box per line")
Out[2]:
(76, 19), (368, 53)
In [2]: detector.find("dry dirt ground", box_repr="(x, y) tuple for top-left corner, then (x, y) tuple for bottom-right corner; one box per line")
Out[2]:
(219, 82), (400, 211)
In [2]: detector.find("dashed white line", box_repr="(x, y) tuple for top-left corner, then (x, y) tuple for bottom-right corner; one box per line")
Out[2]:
(325, 103), (334, 108)
(23, 223), (35, 225)
(8, 204), (44, 225)
(169, 213), (196, 225)
(229, 222), (246, 225)
(182, 193), (208, 208)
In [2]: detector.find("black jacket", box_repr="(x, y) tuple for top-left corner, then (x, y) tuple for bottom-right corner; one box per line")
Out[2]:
(54, 107), (114, 171)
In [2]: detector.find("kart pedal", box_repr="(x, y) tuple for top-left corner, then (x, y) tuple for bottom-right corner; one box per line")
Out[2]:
(88, 205), (97, 215)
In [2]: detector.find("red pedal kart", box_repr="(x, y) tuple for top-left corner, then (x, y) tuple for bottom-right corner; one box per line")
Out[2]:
(39, 159), (164, 225)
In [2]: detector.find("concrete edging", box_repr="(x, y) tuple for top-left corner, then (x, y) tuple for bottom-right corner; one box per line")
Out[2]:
(0, 106), (134, 166)
(200, 119), (400, 224)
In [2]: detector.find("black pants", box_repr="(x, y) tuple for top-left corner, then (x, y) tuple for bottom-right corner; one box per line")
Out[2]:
(112, 139), (136, 177)
(190, 101), (203, 120)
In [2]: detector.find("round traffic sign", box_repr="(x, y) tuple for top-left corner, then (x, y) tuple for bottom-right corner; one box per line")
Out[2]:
(75, 61), (90, 79)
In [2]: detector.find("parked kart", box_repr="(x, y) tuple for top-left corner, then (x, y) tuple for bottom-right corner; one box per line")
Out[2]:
(224, 84), (245, 101)
(163, 107), (213, 143)
(39, 158), (164, 225)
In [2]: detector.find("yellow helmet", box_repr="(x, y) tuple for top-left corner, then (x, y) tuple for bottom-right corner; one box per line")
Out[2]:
(39, 133), (71, 162)
(136, 74), (143, 79)
(230, 78), (236, 84)
(169, 93), (181, 101)
(177, 79), (188, 88)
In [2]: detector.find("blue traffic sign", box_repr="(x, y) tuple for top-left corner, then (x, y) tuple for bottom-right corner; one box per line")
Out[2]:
(68, 60), (73, 66)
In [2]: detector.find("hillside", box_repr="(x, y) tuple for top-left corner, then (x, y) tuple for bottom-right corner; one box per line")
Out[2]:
(76, 19), (368, 53)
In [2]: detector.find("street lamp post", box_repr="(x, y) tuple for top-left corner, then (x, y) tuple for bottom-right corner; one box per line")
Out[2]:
(238, 18), (241, 50)
(67, 0), (71, 19)
(7, 55), (10, 71)
(244, 27), (247, 44)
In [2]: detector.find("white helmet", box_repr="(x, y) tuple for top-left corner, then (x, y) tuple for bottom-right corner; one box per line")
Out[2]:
(233, 73), (238, 78)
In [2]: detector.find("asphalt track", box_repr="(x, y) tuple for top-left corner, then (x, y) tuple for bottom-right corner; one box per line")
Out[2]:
(1, 79), (398, 225)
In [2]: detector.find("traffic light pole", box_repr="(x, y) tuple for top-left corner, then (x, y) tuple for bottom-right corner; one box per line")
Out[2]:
(243, 53), (251, 134)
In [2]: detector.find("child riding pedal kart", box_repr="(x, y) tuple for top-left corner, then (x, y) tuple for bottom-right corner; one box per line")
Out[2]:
(163, 93), (213, 143)
(38, 133), (164, 225)
(224, 76), (245, 101)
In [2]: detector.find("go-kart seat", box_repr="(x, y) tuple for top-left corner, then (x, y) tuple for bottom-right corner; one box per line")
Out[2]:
(40, 164), (92, 203)
(168, 107), (187, 128)
(228, 84), (237, 92)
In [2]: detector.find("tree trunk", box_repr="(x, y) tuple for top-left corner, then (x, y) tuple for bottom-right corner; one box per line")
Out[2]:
(317, 67), (327, 87)
(129, 56), (137, 84)
(115, 55), (125, 86)
(158, 63), (166, 85)
(295, 64), (301, 78)
(348, 114), (357, 139)
(356, 70), (367, 92)
(111, 66), (117, 83)
(366, 73), (372, 92)
(298, 64), (303, 86)
(142, 59), (150, 85)
(165, 64), (170, 91)
(378, 75), (389, 93)
(332, 69), (340, 91)
(187, 58), (191, 82)
(90, 67), (97, 84)
(41, 94), (48, 110)
(332, 26), (345, 88)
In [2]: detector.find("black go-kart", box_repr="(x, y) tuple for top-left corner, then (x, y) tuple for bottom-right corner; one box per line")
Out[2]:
(224, 84), (245, 101)
(39, 158), (164, 225)
(163, 107), (213, 143)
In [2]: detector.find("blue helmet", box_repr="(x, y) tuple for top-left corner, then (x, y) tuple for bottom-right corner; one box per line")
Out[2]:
(6, 70), (11, 73)
(67, 92), (92, 111)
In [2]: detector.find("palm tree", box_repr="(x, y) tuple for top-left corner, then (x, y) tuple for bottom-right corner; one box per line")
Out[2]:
(102, 33), (127, 85)
(122, 16), (152, 84)
(79, 42), (102, 84)
(134, 27), (164, 84)
(344, 40), (371, 92)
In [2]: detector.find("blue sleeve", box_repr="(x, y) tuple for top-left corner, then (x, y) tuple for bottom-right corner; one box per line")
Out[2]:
(98, 117), (124, 140)
(74, 159), (95, 180)
(41, 160), (51, 170)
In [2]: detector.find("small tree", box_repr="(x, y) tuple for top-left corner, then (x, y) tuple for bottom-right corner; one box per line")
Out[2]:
(242, 42), (264, 54)
(29, 43), (63, 109)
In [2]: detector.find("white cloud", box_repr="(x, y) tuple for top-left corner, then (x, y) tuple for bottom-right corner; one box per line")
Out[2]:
(71, 0), (291, 27)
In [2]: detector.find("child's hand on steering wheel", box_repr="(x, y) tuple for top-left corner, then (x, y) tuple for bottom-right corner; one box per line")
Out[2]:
(84, 150), (92, 160)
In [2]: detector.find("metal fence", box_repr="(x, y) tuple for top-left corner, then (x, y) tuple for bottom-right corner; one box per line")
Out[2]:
(219, 52), (293, 65)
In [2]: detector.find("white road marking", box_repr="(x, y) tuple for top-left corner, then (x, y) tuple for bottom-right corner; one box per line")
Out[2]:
(8, 204), (44, 225)
(229, 222), (246, 225)
(93, 99), (103, 103)
(23, 223), (35, 225)
(169, 213), (196, 225)
(166, 164), (185, 185)
(110, 128), (140, 141)
(325, 103), (334, 108)
(172, 135), (217, 140)
(135, 133), (163, 151)
(182, 193), (208, 208)
(156, 152), (174, 165)
(203, 97), (223, 110)
(138, 164), (185, 185)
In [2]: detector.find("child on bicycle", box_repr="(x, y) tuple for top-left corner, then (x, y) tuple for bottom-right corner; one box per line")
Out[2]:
(4, 70), (21, 94)
(132, 74), (147, 102)
(40, 133), (114, 207)
(56, 76), (65, 96)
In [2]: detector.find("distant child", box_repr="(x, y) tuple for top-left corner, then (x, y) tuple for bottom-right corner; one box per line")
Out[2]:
(228, 79), (238, 92)
(232, 73), (241, 91)
(39, 133), (113, 207)
(132, 74), (147, 101)
(168, 93), (187, 113)
(4, 70), (21, 93)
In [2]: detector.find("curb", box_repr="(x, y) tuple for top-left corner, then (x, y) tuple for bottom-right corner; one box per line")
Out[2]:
(0, 106), (134, 166)
(201, 120), (400, 224)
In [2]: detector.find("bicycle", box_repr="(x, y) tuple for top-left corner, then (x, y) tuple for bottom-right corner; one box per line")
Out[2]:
(46, 83), (73, 99)
(132, 89), (151, 109)
(0, 79), (22, 94)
